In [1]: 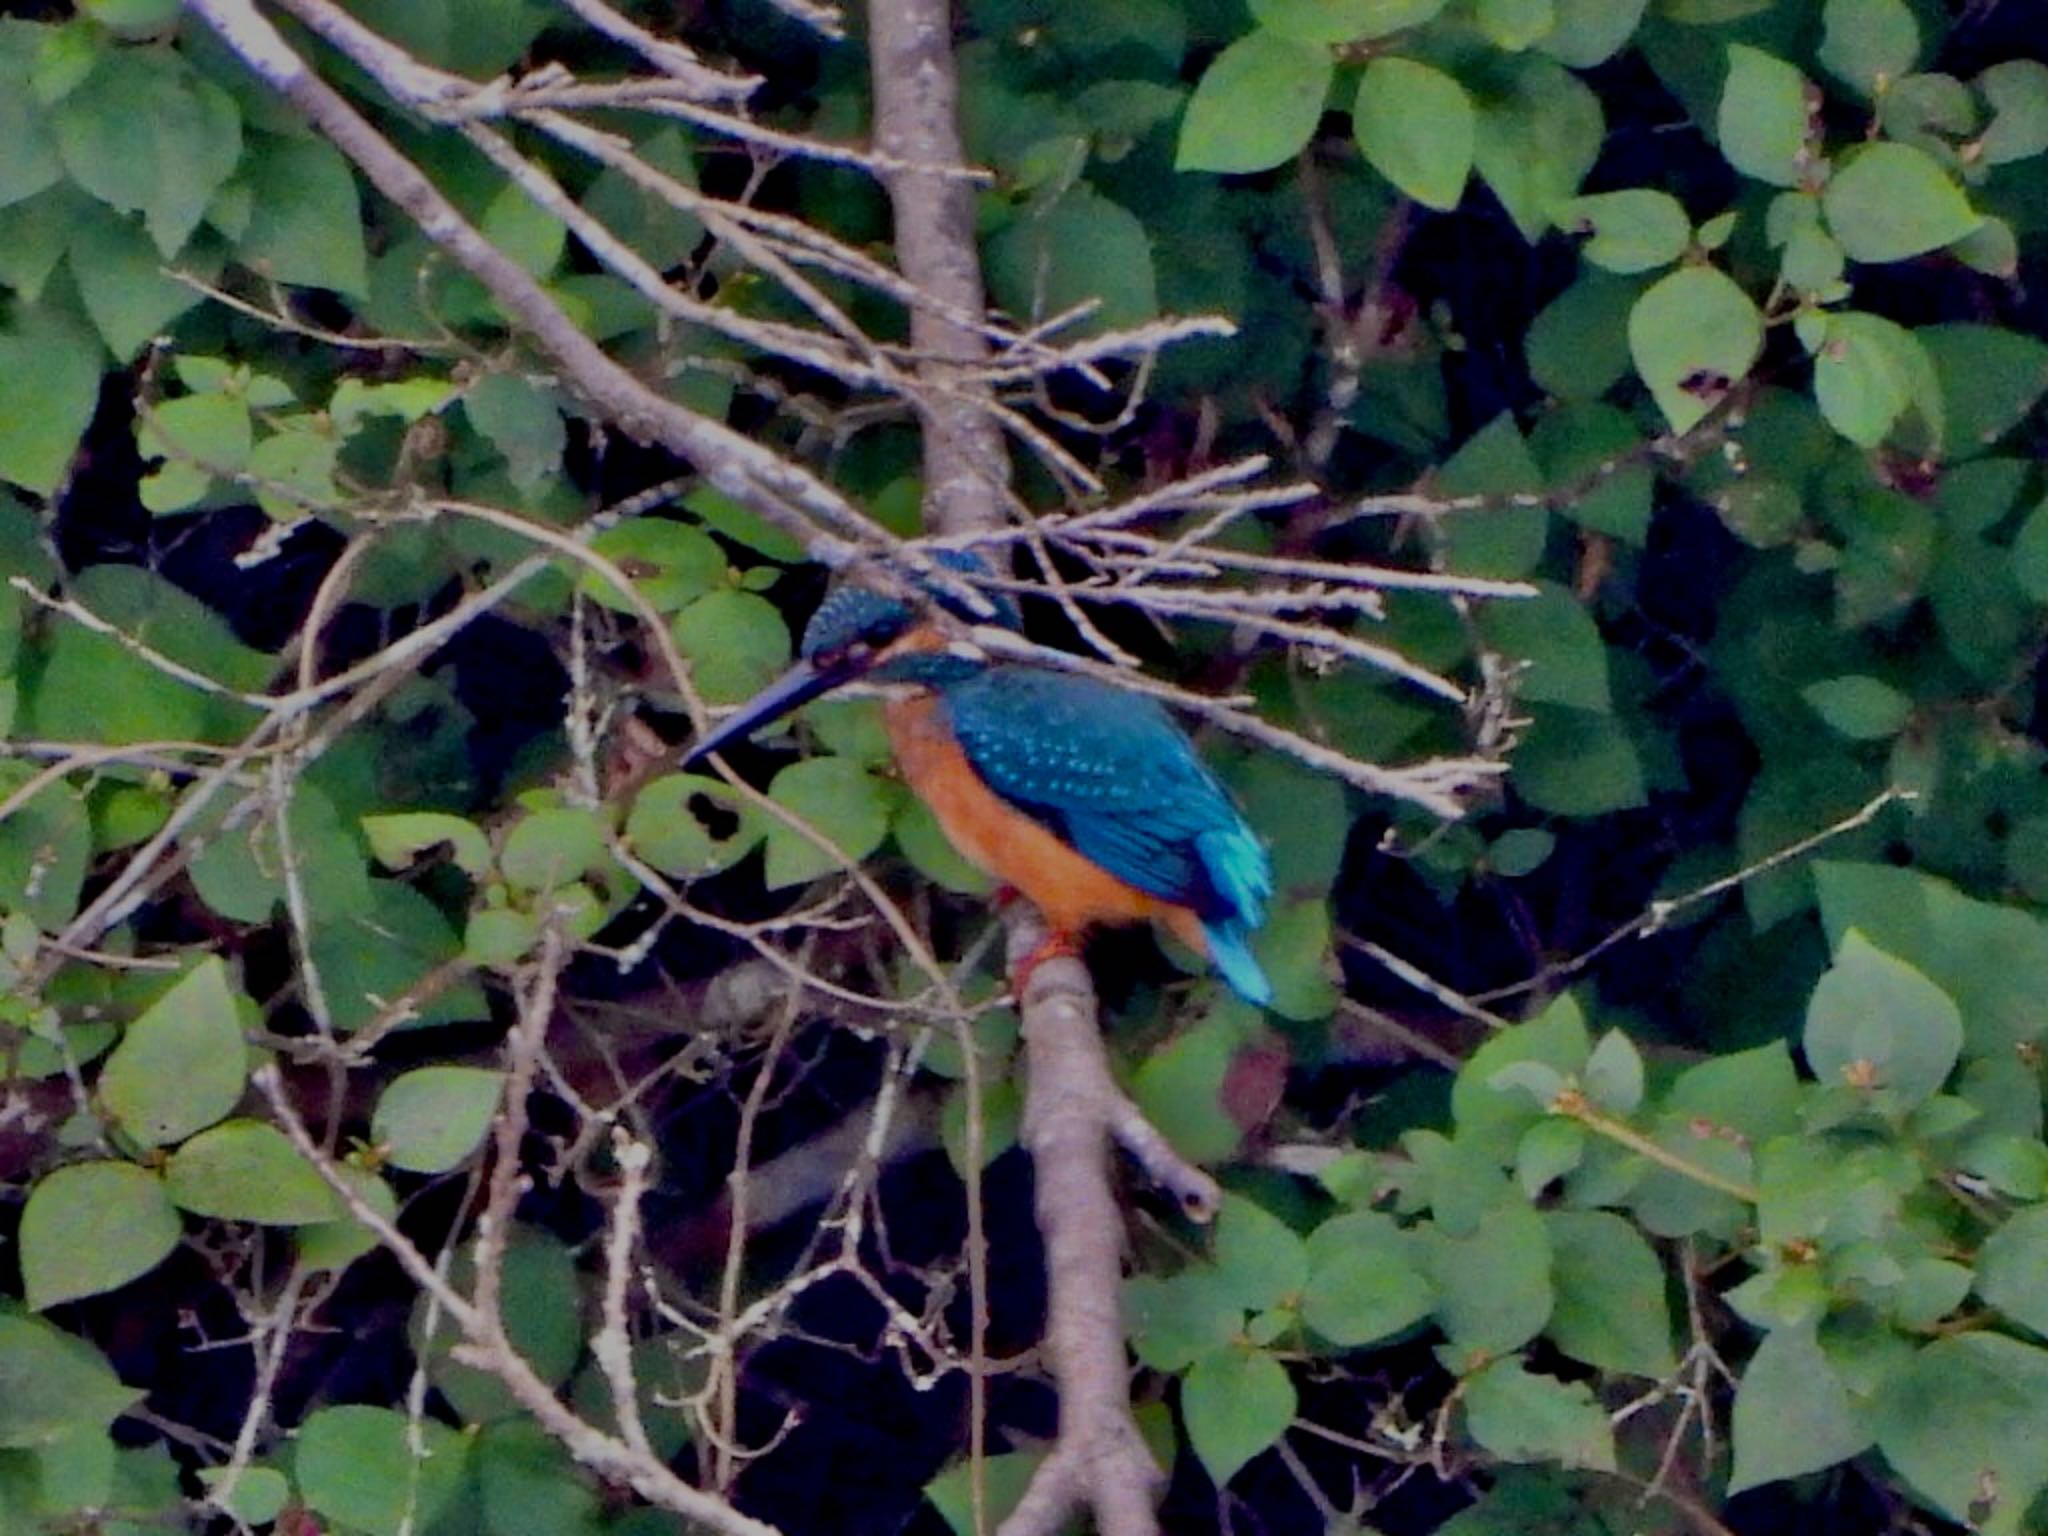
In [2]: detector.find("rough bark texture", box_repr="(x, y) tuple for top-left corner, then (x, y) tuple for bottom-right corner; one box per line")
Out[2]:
(866, 6), (1174, 1534)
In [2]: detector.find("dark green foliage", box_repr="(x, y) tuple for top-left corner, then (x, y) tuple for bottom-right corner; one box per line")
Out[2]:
(4, 1), (2048, 1534)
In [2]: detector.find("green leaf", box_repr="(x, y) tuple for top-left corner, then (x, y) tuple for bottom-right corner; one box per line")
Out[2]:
(584, 519), (725, 615)
(1536, 0), (1646, 67)
(66, 204), (207, 360)
(189, 780), (370, 926)
(2013, 500), (2048, 603)
(53, 51), (240, 255)
(1582, 1029), (1643, 1114)
(500, 806), (609, 892)
(0, 184), (87, 303)
(236, 135), (368, 296)
(330, 375), (453, 435)
(683, 484), (802, 562)
(1628, 264), (1762, 432)
(893, 796), (994, 895)
(1951, 215), (2018, 279)
(1181, 1348), (1295, 1487)
(1873, 1334), (2048, 1535)
(197, 1466), (291, 1527)
(0, 772), (89, 929)
(464, 373), (566, 493)
(164, 1119), (341, 1225)
(1554, 189), (1690, 274)
(1175, 31), (1331, 174)
(0, 295), (102, 494)
(0, 1315), (140, 1449)
(1818, 0), (1918, 98)
(363, 811), (492, 877)
(939, 1072), (1021, 1176)
(1515, 1116), (1584, 1194)
(1814, 311), (1941, 448)
(0, 41), (61, 209)
(479, 179), (566, 279)
(1781, 225), (1845, 292)
(97, 957), (249, 1149)
(1437, 412), (1547, 576)
(1514, 707), (1646, 816)
(20, 1162), (181, 1310)
(78, 0), (181, 34)
(372, 1066), (505, 1174)
(1815, 860), (2048, 1055)
(763, 756), (896, 889)
(1132, 1013), (1256, 1165)
(1977, 59), (2048, 166)
(1471, 57), (1603, 242)
(1822, 142), (1980, 263)
(1977, 1205), (2048, 1337)
(925, 1451), (1044, 1536)
(1477, 0), (1555, 50)
(1804, 930), (1962, 1111)
(1464, 1358), (1616, 1471)
(30, 19), (102, 105)
(1249, 0), (1446, 41)
(294, 1406), (468, 1536)
(416, 1226), (584, 1422)
(673, 590), (791, 705)
(1247, 894), (1338, 1019)
(625, 773), (765, 879)
(1919, 324), (2048, 453)
(1544, 1210), (1676, 1377)
(1730, 1326), (1872, 1492)
(1476, 582), (1611, 711)
(1125, 1270), (1244, 1372)
(1526, 271), (1639, 401)
(21, 570), (261, 747)
(581, 124), (701, 269)
(1301, 1212), (1435, 1347)
(137, 391), (251, 515)
(988, 188), (1159, 340)
(1719, 46), (1815, 188)
(1802, 673), (1912, 741)
(295, 1164), (398, 1273)
(1488, 828), (1555, 878)
(1353, 58), (1473, 212)
(1213, 1194), (1309, 1312)
(1453, 993), (1589, 1160)
(1426, 1198), (1554, 1355)
(245, 426), (340, 518)
(476, 1419), (602, 1536)
(1530, 401), (1651, 542)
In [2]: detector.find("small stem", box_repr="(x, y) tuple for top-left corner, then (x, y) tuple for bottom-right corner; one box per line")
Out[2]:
(1552, 1091), (1760, 1205)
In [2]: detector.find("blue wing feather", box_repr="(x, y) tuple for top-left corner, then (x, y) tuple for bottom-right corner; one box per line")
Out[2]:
(941, 667), (1273, 988)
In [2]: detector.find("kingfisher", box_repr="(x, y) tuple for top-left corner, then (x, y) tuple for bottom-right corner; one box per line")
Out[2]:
(682, 559), (1274, 1005)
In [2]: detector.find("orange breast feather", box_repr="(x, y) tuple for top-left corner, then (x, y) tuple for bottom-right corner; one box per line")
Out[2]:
(885, 694), (1209, 954)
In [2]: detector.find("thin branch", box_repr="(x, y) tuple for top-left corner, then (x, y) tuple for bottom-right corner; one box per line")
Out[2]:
(189, 0), (887, 559)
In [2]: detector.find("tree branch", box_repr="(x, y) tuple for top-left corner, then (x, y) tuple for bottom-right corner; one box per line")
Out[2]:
(184, 0), (889, 561)
(867, 7), (1192, 1535)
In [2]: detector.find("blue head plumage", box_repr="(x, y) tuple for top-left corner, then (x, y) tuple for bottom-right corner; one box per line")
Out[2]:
(798, 550), (1018, 673)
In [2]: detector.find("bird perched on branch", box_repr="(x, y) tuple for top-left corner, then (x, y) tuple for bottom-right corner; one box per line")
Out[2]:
(684, 556), (1274, 1005)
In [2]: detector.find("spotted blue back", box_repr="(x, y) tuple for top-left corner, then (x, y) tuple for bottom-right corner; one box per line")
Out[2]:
(938, 666), (1273, 1004)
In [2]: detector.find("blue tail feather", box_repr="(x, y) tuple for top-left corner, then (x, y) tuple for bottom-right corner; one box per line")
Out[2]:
(1202, 918), (1273, 1008)
(1195, 825), (1273, 929)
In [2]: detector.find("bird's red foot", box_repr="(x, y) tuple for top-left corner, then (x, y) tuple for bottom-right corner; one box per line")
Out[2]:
(1011, 931), (1082, 995)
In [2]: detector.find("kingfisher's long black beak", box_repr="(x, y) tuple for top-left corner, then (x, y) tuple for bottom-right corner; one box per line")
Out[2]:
(681, 655), (858, 768)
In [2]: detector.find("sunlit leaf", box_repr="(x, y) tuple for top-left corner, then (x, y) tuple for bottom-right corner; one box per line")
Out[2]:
(1175, 32), (1331, 175)
(20, 1162), (180, 1310)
